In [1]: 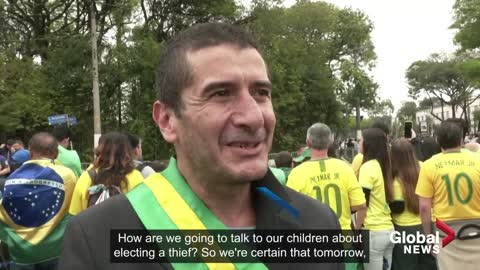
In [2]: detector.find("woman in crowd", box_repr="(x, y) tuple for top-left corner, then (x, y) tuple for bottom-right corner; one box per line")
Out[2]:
(69, 132), (144, 215)
(390, 138), (437, 270)
(358, 128), (395, 270)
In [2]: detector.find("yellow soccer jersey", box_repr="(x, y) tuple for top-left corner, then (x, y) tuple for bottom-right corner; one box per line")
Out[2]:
(287, 158), (365, 230)
(358, 159), (393, 231)
(69, 169), (144, 215)
(416, 151), (480, 222)
(351, 153), (363, 177)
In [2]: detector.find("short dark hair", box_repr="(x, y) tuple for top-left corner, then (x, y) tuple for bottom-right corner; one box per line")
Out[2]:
(29, 132), (58, 159)
(155, 22), (261, 115)
(437, 121), (463, 149)
(52, 126), (73, 141)
(371, 120), (390, 136)
(123, 131), (140, 149)
(275, 151), (292, 168)
(418, 137), (441, 161)
(14, 140), (24, 147)
(445, 118), (468, 139)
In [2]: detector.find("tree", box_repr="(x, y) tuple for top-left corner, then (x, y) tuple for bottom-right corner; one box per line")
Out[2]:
(369, 99), (394, 118)
(249, 1), (376, 150)
(339, 61), (378, 132)
(406, 54), (480, 126)
(329, 8), (378, 134)
(396, 101), (417, 126)
(451, 0), (480, 51)
(473, 109), (480, 133)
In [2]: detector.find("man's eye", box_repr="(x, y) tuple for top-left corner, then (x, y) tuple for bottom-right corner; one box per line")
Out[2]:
(255, 89), (271, 97)
(212, 90), (229, 97)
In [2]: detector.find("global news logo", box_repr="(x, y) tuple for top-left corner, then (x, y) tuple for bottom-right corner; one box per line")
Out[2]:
(389, 219), (455, 255)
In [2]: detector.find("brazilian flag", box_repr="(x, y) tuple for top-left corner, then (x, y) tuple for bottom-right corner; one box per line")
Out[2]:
(0, 160), (75, 264)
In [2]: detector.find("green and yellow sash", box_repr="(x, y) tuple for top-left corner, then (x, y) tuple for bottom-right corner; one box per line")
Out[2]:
(126, 159), (268, 270)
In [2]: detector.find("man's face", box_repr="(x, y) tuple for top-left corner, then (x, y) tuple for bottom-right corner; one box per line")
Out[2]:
(156, 44), (276, 183)
(12, 143), (21, 151)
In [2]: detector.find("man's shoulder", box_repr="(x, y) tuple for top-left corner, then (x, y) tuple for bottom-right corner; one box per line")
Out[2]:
(289, 161), (316, 174)
(327, 157), (352, 169)
(284, 186), (340, 229)
(58, 146), (80, 159)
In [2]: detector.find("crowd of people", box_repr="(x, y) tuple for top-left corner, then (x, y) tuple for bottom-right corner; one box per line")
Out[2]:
(0, 128), (167, 269)
(274, 118), (480, 270)
(0, 22), (478, 270)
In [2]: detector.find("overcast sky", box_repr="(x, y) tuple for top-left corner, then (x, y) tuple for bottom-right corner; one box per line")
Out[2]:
(278, 0), (458, 112)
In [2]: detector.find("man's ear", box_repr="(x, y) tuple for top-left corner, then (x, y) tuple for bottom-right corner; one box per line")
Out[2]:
(153, 101), (177, 143)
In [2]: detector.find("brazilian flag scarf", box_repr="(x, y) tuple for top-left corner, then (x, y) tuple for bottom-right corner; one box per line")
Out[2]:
(126, 158), (269, 270)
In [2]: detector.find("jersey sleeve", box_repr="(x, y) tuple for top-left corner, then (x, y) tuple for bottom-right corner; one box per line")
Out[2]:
(415, 161), (434, 198)
(358, 161), (374, 190)
(346, 165), (366, 207)
(286, 168), (306, 193)
(351, 153), (363, 176)
(69, 171), (90, 215)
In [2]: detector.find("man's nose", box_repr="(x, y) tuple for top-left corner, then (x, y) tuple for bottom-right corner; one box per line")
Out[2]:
(230, 91), (264, 132)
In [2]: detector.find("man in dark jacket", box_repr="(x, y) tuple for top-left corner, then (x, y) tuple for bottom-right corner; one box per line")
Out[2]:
(59, 22), (343, 270)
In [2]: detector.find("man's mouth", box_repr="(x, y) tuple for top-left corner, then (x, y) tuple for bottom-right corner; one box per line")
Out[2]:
(227, 142), (261, 149)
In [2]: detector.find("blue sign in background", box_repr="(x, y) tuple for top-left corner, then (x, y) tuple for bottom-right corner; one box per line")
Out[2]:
(48, 114), (77, 126)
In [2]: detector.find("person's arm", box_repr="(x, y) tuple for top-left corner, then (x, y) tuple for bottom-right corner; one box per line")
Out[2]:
(58, 217), (97, 270)
(351, 204), (367, 229)
(419, 196), (433, 235)
(0, 163), (9, 176)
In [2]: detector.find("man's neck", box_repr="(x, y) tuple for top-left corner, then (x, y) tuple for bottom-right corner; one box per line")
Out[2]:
(30, 155), (54, 160)
(442, 146), (462, 153)
(177, 159), (256, 228)
(310, 148), (329, 160)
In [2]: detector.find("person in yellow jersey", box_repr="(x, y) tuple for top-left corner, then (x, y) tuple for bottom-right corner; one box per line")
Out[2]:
(68, 132), (144, 215)
(59, 23), (342, 270)
(358, 128), (395, 270)
(288, 123), (366, 270)
(390, 139), (437, 270)
(351, 120), (391, 176)
(288, 123), (367, 230)
(416, 121), (480, 270)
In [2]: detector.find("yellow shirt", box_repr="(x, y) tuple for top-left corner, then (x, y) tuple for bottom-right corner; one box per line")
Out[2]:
(392, 184), (420, 226)
(287, 158), (366, 230)
(351, 153), (363, 177)
(69, 169), (144, 215)
(416, 151), (480, 222)
(358, 159), (393, 231)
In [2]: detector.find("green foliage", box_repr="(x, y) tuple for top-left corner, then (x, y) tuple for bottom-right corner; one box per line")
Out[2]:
(250, 1), (377, 149)
(369, 99), (394, 118)
(406, 54), (478, 121)
(397, 101), (417, 124)
(0, 58), (53, 138)
(452, 0), (480, 51)
(0, 0), (377, 159)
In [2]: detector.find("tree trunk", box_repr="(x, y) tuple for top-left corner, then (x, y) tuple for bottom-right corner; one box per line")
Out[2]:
(355, 97), (361, 139)
(464, 100), (470, 134)
(441, 100), (445, 120)
(451, 104), (456, 119)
